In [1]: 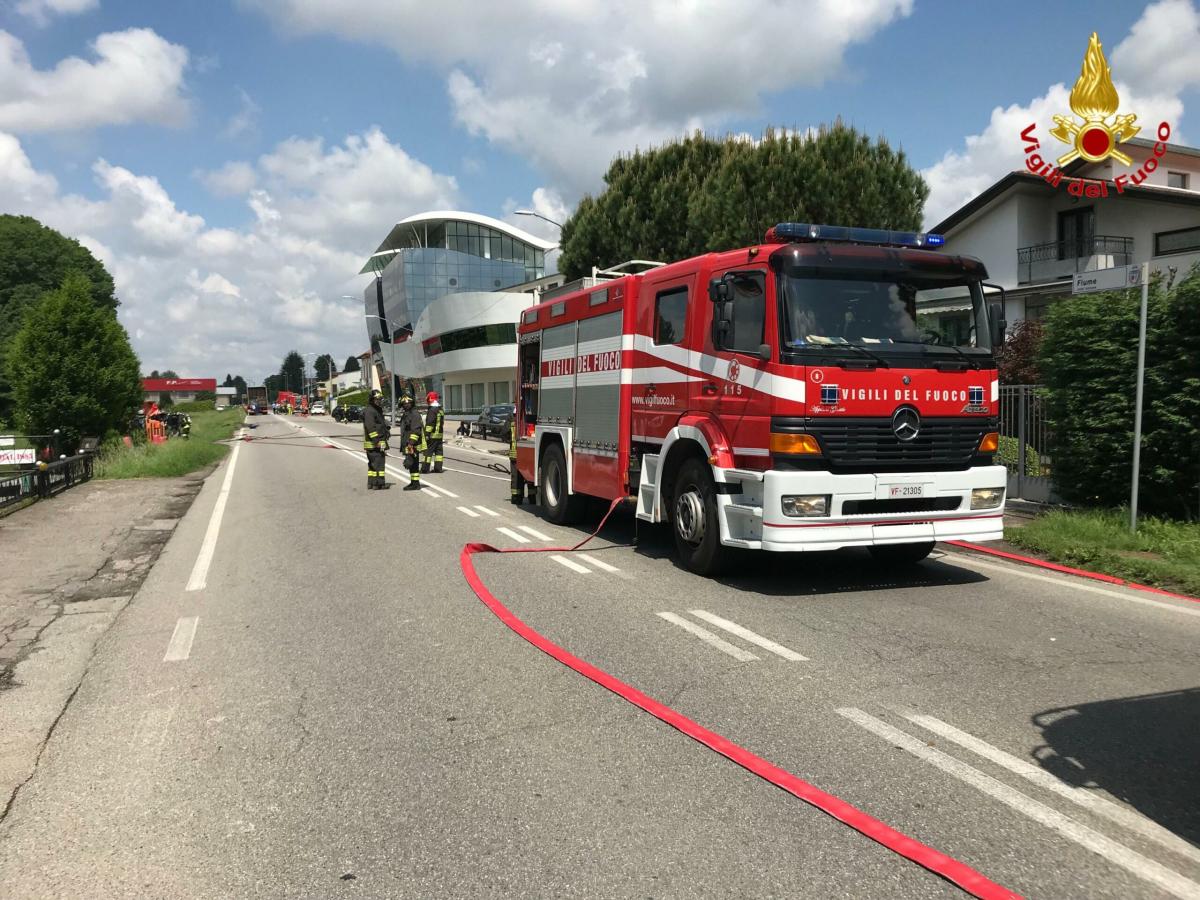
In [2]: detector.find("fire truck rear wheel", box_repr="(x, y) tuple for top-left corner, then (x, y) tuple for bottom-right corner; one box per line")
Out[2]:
(672, 458), (730, 576)
(539, 443), (584, 525)
(868, 541), (935, 565)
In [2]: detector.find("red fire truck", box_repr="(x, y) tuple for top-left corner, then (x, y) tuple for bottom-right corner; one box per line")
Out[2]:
(513, 223), (1008, 575)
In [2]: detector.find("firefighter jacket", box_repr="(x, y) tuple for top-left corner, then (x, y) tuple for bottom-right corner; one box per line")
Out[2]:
(424, 407), (444, 441)
(363, 404), (390, 450)
(400, 407), (425, 451)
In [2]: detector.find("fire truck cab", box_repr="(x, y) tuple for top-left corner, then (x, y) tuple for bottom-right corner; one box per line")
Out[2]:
(514, 223), (1008, 576)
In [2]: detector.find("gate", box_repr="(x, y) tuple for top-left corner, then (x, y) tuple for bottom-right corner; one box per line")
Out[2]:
(999, 385), (1056, 502)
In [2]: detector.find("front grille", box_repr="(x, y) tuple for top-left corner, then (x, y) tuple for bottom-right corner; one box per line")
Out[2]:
(776, 416), (996, 472)
(841, 497), (962, 515)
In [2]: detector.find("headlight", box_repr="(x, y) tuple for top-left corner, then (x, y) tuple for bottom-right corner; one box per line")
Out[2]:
(971, 487), (1005, 509)
(781, 494), (830, 517)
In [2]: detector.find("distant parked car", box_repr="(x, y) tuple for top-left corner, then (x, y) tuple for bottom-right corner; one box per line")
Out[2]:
(310, 402), (326, 415)
(473, 403), (515, 440)
(247, 403), (265, 415)
(335, 405), (364, 423)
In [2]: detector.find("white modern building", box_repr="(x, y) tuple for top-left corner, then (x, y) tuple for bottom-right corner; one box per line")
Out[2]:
(928, 137), (1200, 335)
(360, 211), (558, 413)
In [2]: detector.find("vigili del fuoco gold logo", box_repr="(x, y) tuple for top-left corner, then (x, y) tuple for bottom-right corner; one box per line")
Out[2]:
(1019, 32), (1172, 198)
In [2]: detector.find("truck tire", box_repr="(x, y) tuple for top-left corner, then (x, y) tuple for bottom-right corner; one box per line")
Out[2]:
(672, 458), (731, 576)
(539, 442), (585, 525)
(868, 541), (935, 565)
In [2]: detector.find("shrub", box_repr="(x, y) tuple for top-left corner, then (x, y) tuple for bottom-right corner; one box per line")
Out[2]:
(996, 435), (1041, 477)
(1040, 267), (1200, 518)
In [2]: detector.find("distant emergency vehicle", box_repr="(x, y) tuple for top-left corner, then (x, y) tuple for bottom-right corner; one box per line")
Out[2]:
(513, 223), (1008, 575)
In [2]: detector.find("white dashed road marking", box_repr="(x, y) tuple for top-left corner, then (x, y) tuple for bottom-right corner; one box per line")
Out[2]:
(838, 708), (1200, 900)
(456, 506), (481, 518)
(163, 617), (199, 662)
(900, 710), (1200, 864)
(495, 526), (530, 544)
(550, 554), (591, 574)
(475, 506), (500, 517)
(657, 612), (759, 662)
(575, 553), (620, 573)
(422, 479), (459, 498)
(517, 525), (552, 541)
(687, 610), (808, 661)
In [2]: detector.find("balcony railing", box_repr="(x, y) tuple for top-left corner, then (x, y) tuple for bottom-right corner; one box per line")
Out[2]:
(1017, 236), (1133, 284)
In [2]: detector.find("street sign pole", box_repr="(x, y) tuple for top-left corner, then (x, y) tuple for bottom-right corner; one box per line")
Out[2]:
(1130, 261), (1149, 532)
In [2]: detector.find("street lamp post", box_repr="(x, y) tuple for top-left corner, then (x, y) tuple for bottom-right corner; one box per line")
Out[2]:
(362, 314), (397, 427)
(514, 209), (564, 230)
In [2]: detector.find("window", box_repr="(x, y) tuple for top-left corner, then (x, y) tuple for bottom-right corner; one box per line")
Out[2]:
(1057, 208), (1095, 260)
(654, 287), (687, 345)
(466, 383), (485, 411)
(489, 381), (511, 404)
(446, 384), (462, 413)
(727, 272), (767, 353)
(1167, 171), (1189, 189)
(1155, 225), (1200, 256)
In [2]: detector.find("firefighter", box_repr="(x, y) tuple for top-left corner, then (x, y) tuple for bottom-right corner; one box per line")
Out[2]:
(421, 391), (444, 474)
(362, 389), (390, 490)
(399, 394), (425, 491)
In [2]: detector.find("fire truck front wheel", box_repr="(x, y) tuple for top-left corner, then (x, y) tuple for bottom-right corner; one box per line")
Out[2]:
(672, 458), (731, 577)
(539, 442), (585, 525)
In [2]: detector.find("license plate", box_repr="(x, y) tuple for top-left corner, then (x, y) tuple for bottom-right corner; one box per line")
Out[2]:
(888, 484), (926, 499)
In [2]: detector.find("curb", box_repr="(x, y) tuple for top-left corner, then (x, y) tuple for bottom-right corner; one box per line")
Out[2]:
(944, 541), (1200, 605)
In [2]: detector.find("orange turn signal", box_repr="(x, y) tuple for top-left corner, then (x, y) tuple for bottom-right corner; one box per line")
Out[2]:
(769, 432), (821, 455)
(978, 431), (999, 453)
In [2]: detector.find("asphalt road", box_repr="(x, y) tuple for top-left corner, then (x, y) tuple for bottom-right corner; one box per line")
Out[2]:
(1, 412), (1197, 899)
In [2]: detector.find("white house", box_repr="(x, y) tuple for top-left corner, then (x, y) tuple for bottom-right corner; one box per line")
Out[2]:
(930, 137), (1200, 333)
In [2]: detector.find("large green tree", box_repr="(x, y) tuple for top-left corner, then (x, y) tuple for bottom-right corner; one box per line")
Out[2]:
(279, 350), (306, 395)
(314, 353), (336, 381)
(5, 273), (142, 450)
(343, 355), (361, 373)
(556, 123), (929, 279)
(0, 215), (120, 424)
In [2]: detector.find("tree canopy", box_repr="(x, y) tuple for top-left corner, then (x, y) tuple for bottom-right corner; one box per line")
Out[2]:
(314, 353), (336, 381)
(279, 351), (306, 394)
(343, 355), (361, 373)
(4, 273), (141, 450)
(147, 369), (180, 379)
(556, 124), (929, 279)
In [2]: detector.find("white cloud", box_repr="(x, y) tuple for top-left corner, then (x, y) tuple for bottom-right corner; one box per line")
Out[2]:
(240, 0), (913, 196)
(0, 28), (188, 132)
(223, 87), (260, 140)
(14, 0), (97, 27)
(503, 186), (568, 272)
(1, 127), (462, 380)
(197, 160), (258, 196)
(922, 3), (1197, 229)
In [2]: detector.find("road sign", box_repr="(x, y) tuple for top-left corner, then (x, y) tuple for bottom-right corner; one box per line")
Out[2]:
(1072, 264), (1142, 294)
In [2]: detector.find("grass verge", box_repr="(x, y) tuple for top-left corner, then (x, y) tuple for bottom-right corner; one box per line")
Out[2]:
(1006, 508), (1200, 597)
(95, 407), (244, 479)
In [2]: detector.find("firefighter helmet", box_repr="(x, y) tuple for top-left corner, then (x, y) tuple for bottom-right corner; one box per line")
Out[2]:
(426, 391), (439, 404)
(368, 389), (384, 407)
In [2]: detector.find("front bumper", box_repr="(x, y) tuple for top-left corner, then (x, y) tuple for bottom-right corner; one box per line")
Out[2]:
(715, 464), (1006, 552)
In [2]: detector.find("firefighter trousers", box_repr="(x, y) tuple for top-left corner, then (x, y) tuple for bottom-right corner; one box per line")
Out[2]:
(366, 448), (386, 488)
(421, 438), (443, 473)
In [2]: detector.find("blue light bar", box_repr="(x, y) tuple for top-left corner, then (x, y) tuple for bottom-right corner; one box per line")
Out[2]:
(765, 222), (945, 249)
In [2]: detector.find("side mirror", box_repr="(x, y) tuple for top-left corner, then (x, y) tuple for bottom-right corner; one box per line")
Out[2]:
(989, 302), (1007, 348)
(708, 277), (732, 303)
(757, 342), (772, 362)
(712, 315), (731, 349)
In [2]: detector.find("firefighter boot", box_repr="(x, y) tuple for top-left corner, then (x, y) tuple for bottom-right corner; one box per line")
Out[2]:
(403, 480), (422, 491)
(420, 461), (430, 474)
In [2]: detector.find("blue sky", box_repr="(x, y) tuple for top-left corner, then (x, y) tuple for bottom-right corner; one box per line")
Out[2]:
(2, 0), (1197, 381)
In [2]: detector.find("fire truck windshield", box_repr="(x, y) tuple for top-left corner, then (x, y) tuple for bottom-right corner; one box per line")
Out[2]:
(778, 272), (992, 359)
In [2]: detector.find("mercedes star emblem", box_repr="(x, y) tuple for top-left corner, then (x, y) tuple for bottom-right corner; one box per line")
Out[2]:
(891, 407), (921, 442)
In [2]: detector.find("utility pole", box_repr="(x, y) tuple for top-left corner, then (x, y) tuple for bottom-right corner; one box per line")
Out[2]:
(1130, 260), (1149, 532)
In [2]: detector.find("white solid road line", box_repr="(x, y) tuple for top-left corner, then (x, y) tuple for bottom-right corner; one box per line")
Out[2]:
(496, 526), (530, 544)
(185, 434), (242, 592)
(442, 464), (509, 481)
(837, 708), (1200, 900)
(688, 610), (808, 661)
(456, 506), (481, 518)
(517, 524), (552, 541)
(550, 554), (591, 574)
(474, 505), (500, 517)
(657, 612), (759, 662)
(576, 552), (620, 573)
(163, 617), (199, 662)
(949, 552), (1200, 621)
(901, 710), (1200, 865)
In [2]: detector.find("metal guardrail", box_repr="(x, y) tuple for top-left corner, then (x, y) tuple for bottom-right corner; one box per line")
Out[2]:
(1017, 236), (1133, 284)
(0, 454), (94, 514)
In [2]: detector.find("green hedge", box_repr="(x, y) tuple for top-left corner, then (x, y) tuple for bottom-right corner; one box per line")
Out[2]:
(996, 435), (1041, 477)
(334, 389), (369, 408)
(1040, 266), (1200, 518)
